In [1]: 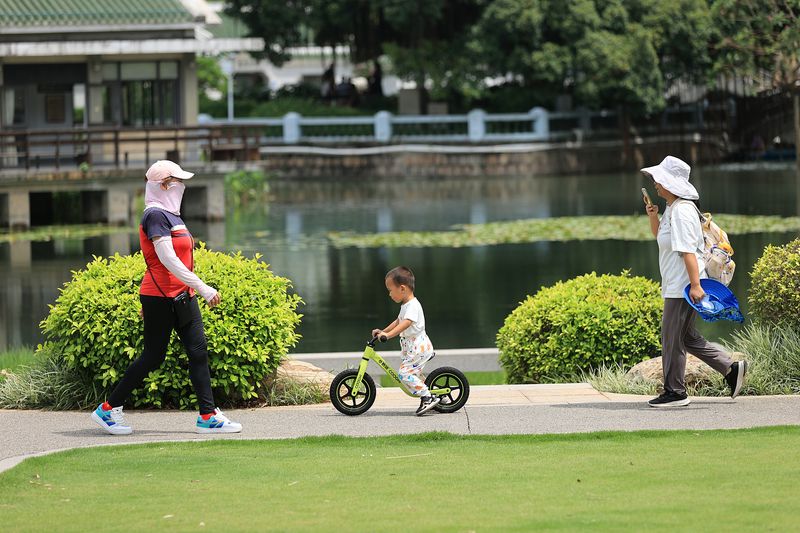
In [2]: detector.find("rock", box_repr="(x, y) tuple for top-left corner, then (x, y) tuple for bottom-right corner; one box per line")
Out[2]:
(272, 359), (334, 394)
(626, 352), (745, 388)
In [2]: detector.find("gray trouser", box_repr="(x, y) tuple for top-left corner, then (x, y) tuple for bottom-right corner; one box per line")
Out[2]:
(662, 298), (733, 394)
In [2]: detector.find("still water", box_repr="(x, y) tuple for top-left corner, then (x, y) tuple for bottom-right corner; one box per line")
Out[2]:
(2, 163), (797, 353)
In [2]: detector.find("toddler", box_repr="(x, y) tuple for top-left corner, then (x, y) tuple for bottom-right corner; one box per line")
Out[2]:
(373, 266), (440, 416)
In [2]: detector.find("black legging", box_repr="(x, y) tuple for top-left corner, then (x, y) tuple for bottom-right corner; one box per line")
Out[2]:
(109, 294), (216, 414)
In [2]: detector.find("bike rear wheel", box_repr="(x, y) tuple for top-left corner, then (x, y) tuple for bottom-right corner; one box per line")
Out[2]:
(426, 366), (470, 413)
(330, 369), (376, 416)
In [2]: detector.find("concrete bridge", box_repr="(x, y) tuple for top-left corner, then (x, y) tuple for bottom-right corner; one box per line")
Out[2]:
(0, 166), (227, 230)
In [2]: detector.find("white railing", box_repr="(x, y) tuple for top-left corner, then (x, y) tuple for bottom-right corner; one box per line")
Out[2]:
(199, 108), (564, 144)
(198, 106), (706, 145)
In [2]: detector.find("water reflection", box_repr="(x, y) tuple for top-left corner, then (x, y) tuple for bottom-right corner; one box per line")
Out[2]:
(2, 165), (799, 352)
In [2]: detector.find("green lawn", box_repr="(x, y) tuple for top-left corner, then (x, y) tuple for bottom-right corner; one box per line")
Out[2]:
(0, 346), (36, 374)
(380, 370), (506, 387)
(2, 428), (799, 532)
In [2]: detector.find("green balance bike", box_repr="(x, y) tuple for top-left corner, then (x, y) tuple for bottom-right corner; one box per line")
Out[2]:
(330, 335), (470, 416)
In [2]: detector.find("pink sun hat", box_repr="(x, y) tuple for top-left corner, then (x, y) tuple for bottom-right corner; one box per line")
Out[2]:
(145, 160), (194, 182)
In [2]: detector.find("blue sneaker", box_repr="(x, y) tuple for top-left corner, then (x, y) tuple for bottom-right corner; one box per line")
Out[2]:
(195, 409), (242, 434)
(91, 403), (132, 435)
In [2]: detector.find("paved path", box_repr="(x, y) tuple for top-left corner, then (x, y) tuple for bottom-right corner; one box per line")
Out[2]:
(2, 384), (799, 473)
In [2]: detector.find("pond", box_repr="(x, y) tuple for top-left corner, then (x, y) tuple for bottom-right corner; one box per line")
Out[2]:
(2, 163), (797, 353)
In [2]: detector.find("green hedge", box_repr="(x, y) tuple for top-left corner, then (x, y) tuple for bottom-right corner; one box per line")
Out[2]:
(497, 272), (662, 383)
(39, 246), (302, 409)
(749, 238), (800, 329)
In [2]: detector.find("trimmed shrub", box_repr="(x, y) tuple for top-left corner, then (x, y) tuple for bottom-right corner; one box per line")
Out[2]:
(749, 238), (800, 329)
(39, 245), (302, 409)
(497, 272), (662, 383)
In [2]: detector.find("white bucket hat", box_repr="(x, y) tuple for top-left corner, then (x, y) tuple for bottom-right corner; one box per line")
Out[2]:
(641, 155), (698, 200)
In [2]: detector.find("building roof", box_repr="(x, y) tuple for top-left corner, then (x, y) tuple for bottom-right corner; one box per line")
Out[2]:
(0, 0), (195, 28)
(207, 10), (250, 39)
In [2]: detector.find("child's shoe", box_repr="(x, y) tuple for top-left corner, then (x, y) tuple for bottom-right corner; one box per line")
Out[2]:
(415, 395), (440, 416)
(91, 403), (132, 435)
(195, 408), (242, 434)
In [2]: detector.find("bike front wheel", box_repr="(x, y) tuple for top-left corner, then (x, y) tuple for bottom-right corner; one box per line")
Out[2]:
(426, 366), (470, 413)
(330, 369), (377, 416)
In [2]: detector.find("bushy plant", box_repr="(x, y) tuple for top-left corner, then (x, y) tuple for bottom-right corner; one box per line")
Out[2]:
(497, 272), (662, 383)
(38, 246), (302, 409)
(224, 169), (270, 206)
(749, 238), (800, 329)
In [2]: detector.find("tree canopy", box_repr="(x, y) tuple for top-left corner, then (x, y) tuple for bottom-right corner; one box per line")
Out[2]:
(224, 0), (721, 115)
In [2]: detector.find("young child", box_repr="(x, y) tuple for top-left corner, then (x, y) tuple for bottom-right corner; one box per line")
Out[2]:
(373, 266), (440, 416)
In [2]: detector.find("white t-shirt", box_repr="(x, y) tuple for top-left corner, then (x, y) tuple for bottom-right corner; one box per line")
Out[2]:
(398, 297), (426, 338)
(657, 200), (706, 298)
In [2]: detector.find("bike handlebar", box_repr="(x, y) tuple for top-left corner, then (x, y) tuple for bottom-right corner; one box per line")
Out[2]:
(367, 335), (388, 347)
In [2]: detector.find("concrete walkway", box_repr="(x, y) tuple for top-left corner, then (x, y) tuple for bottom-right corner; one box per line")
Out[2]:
(2, 383), (799, 474)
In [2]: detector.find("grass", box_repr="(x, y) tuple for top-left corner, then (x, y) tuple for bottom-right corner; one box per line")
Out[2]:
(380, 370), (506, 387)
(589, 323), (800, 397)
(328, 213), (800, 248)
(0, 348), (102, 409)
(0, 346), (37, 374)
(1, 428), (799, 532)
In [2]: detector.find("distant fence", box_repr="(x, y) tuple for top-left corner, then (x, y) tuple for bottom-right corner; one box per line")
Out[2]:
(0, 106), (708, 173)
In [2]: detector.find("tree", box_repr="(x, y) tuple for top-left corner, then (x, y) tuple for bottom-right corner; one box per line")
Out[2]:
(225, 0), (483, 112)
(712, 0), (800, 173)
(469, 0), (712, 115)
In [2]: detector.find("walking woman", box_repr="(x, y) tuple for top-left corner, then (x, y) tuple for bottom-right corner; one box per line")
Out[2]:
(91, 160), (242, 434)
(642, 156), (747, 407)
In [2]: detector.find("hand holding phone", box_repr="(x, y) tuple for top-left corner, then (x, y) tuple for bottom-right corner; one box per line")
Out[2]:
(641, 187), (652, 206)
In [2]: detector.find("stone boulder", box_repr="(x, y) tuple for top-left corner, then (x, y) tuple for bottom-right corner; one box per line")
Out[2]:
(271, 359), (334, 396)
(626, 351), (744, 388)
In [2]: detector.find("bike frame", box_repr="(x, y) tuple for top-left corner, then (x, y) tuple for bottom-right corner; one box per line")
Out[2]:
(350, 341), (451, 398)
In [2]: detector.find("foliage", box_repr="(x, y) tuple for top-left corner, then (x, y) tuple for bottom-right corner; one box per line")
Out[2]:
(0, 346), (36, 374)
(197, 56), (227, 96)
(589, 323), (800, 397)
(201, 95), (369, 118)
(0, 224), (135, 244)
(748, 238), (800, 329)
(263, 376), (327, 406)
(0, 345), (103, 409)
(468, 0), (712, 115)
(37, 247), (302, 410)
(497, 272), (662, 383)
(224, 169), (270, 207)
(712, 0), (800, 161)
(712, 0), (800, 90)
(329, 214), (800, 248)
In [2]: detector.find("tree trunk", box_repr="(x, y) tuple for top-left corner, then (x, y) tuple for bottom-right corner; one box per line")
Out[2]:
(418, 71), (428, 115)
(795, 90), (800, 215)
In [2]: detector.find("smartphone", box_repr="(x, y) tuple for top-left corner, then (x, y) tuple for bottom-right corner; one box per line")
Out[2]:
(641, 187), (652, 206)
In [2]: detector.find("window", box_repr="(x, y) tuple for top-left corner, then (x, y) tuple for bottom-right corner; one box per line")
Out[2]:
(101, 61), (180, 126)
(45, 93), (66, 123)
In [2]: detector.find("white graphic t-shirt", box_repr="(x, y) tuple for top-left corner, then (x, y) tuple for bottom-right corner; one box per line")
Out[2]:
(398, 297), (426, 338)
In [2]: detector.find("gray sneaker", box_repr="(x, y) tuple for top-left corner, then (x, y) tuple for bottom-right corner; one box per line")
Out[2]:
(415, 395), (440, 416)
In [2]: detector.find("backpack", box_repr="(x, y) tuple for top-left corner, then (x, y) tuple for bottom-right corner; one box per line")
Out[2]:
(673, 200), (736, 286)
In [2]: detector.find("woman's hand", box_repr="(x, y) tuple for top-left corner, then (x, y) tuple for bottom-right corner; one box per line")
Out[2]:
(688, 284), (705, 304)
(207, 291), (221, 308)
(371, 328), (383, 338)
(645, 203), (659, 217)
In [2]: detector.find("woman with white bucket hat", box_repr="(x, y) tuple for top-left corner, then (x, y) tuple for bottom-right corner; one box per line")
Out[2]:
(642, 155), (748, 407)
